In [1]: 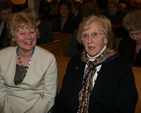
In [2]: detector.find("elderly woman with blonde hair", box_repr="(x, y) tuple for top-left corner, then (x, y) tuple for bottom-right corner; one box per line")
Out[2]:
(0, 11), (57, 113)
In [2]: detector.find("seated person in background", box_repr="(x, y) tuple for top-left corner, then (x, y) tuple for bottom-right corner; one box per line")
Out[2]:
(46, 0), (60, 21)
(52, 0), (78, 34)
(52, 15), (138, 113)
(118, 10), (141, 67)
(119, 2), (128, 15)
(0, 0), (13, 48)
(23, 7), (54, 45)
(66, 29), (84, 57)
(71, 1), (82, 25)
(104, 1), (125, 29)
(0, 11), (57, 113)
(80, 1), (100, 18)
(66, 1), (116, 58)
(39, 0), (50, 20)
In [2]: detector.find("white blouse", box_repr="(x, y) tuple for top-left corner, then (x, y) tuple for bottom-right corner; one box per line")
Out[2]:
(85, 45), (107, 86)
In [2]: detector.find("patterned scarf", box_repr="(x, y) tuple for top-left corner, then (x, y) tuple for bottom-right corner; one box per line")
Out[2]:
(77, 47), (118, 113)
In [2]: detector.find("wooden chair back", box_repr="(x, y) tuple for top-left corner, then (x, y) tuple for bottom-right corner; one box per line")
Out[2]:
(40, 37), (71, 56)
(41, 20), (53, 31)
(51, 32), (73, 40)
(55, 55), (70, 92)
(132, 66), (141, 113)
(115, 38), (122, 51)
(11, 0), (25, 4)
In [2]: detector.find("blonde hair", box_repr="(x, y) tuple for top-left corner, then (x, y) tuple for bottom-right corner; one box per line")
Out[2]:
(22, 7), (39, 22)
(77, 15), (114, 49)
(8, 11), (39, 46)
(123, 10), (141, 32)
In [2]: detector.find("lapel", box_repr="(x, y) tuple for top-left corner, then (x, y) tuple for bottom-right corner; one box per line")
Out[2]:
(2, 47), (17, 85)
(89, 62), (116, 110)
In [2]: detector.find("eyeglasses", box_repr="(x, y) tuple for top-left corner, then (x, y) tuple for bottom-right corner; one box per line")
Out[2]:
(81, 32), (105, 41)
(129, 31), (141, 37)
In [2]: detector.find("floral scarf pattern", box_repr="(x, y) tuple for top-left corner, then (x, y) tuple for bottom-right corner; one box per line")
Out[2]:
(77, 48), (118, 113)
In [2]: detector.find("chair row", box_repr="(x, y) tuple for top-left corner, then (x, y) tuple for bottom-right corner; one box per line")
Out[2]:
(0, 32), (122, 56)
(41, 19), (122, 51)
(0, 36), (122, 56)
(0, 34), (72, 56)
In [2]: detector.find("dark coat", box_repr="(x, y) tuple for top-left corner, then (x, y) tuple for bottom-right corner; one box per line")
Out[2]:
(118, 37), (141, 67)
(46, 13), (60, 21)
(104, 11), (124, 26)
(71, 12), (82, 25)
(52, 55), (138, 113)
(52, 15), (78, 34)
(37, 21), (54, 45)
(66, 29), (84, 57)
(0, 21), (10, 48)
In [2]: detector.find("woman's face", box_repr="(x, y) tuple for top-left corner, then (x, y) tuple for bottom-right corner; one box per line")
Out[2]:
(129, 30), (141, 44)
(81, 21), (108, 57)
(59, 4), (70, 17)
(108, 3), (118, 15)
(71, 4), (77, 14)
(52, 5), (59, 14)
(0, 8), (12, 24)
(14, 27), (37, 53)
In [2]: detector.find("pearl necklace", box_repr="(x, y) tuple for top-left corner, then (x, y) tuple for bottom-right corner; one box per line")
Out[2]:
(16, 47), (35, 79)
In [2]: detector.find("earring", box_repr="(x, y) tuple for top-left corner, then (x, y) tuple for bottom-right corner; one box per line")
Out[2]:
(104, 38), (108, 44)
(12, 38), (15, 41)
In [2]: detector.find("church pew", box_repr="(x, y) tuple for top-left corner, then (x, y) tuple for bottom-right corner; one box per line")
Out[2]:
(0, 36), (72, 56)
(52, 33), (120, 51)
(40, 37), (71, 56)
(51, 32), (73, 41)
(41, 20), (53, 31)
(55, 55), (70, 92)
(132, 66), (141, 113)
(40, 20), (73, 40)
(11, 0), (25, 4)
(115, 38), (122, 51)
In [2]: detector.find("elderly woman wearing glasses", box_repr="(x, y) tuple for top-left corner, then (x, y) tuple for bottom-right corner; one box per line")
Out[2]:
(118, 10), (141, 67)
(52, 15), (138, 113)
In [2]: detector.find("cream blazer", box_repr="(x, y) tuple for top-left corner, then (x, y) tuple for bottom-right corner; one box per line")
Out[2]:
(0, 46), (58, 113)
